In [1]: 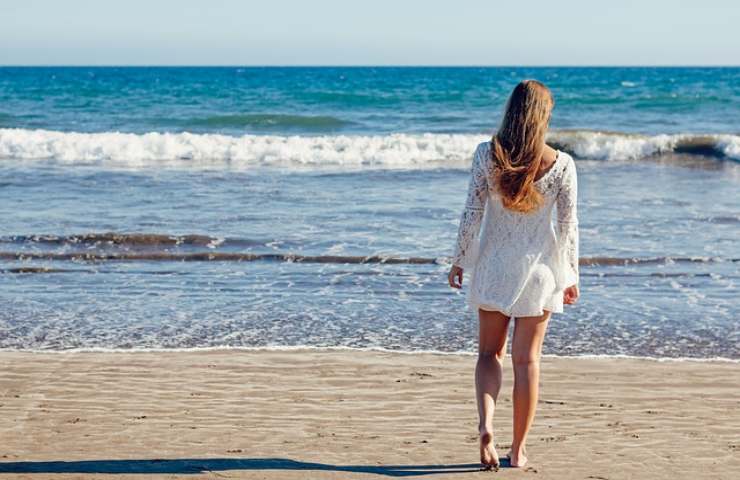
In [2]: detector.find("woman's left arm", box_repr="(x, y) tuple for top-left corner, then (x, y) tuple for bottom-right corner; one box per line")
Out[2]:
(450, 145), (489, 275)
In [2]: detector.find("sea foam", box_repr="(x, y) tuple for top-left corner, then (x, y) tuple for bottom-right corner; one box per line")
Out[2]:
(0, 128), (738, 169)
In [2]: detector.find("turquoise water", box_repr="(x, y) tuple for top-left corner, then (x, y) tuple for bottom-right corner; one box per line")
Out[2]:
(0, 67), (738, 358)
(1, 67), (739, 135)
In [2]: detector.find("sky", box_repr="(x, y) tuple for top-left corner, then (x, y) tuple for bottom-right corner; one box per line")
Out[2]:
(1, 0), (738, 66)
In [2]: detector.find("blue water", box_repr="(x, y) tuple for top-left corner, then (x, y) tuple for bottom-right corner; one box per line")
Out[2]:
(1, 67), (739, 135)
(0, 67), (738, 358)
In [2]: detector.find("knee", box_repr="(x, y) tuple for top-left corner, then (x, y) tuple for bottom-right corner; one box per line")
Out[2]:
(511, 353), (540, 368)
(478, 350), (505, 363)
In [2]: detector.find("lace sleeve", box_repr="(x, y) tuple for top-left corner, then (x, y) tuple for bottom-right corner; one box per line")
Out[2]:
(451, 144), (489, 269)
(556, 156), (579, 286)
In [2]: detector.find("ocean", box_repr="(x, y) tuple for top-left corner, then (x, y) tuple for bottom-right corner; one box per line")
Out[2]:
(0, 67), (738, 359)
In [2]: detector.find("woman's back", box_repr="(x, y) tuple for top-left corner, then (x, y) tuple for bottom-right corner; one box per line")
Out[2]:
(451, 140), (579, 317)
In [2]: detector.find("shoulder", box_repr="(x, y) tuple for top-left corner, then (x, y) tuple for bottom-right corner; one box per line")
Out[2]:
(474, 140), (491, 158)
(555, 151), (577, 193)
(473, 141), (492, 167)
(560, 150), (575, 164)
(556, 150), (576, 175)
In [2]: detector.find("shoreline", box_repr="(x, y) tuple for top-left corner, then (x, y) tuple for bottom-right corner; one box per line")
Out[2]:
(1, 345), (738, 363)
(1, 349), (738, 479)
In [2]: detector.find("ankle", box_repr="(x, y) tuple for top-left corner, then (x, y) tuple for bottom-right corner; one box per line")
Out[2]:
(510, 444), (526, 456)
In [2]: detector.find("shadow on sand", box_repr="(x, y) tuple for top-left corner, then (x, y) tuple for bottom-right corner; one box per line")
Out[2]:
(0, 457), (485, 477)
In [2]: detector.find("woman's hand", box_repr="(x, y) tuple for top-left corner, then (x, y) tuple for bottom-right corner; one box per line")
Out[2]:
(448, 265), (464, 289)
(563, 284), (579, 304)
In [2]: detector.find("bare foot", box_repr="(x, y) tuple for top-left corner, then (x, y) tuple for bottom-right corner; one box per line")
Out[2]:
(479, 426), (500, 470)
(506, 448), (528, 468)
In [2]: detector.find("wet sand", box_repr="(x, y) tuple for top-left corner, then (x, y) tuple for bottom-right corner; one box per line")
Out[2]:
(0, 349), (738, 479)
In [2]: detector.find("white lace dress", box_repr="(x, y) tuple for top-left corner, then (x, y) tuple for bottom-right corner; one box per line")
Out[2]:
(451, 141), (579, 318)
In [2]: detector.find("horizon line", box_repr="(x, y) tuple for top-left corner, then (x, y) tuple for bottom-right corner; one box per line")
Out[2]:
(1, 64), (739, 68)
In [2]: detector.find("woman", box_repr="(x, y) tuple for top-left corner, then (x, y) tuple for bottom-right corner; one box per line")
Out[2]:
(447, 80), (580, 470)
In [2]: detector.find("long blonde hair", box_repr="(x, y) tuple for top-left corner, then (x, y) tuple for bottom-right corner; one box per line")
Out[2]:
(492, 80), (554, 213)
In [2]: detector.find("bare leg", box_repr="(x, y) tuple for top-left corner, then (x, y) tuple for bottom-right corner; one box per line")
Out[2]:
(476, 309), (510, 469)
(509, 310), (551, 467)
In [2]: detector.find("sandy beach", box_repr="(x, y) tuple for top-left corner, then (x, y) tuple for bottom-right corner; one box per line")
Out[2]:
(0, 349), (738, 479)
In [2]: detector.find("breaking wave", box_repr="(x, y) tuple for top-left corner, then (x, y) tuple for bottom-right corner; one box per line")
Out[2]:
(0, 128), (738, 169)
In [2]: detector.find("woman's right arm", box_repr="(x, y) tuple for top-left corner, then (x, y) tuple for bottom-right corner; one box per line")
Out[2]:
(556, 156), (580, 300)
